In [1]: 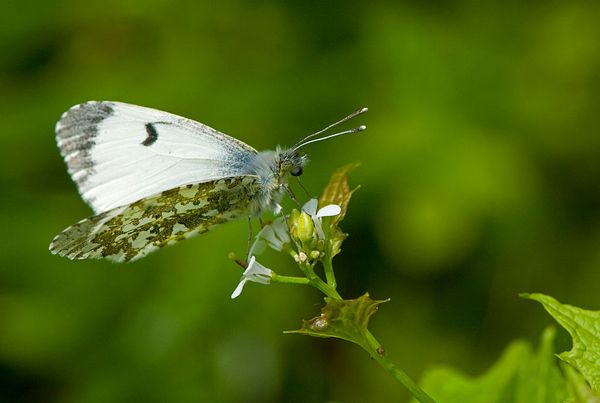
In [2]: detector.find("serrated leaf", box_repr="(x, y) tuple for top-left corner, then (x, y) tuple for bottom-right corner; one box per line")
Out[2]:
(285, 293), (388, 349)
(319, 162), (360, 225)
(411, 328), (570, 403)
(522, 293), (600, 391)
(562, 363), (600, 403)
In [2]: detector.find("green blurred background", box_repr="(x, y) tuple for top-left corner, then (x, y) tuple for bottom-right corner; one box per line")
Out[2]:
(2, 1), (600, 402)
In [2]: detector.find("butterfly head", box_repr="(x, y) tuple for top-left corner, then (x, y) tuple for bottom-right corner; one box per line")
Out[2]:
(251, 107), (367, 214)
(274, 106), (368, 183)
(277, 148), (308, 179)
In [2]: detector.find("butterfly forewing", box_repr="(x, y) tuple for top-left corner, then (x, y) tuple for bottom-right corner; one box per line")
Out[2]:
(50, 176), (261, 262)
(56, 101), (258, 214)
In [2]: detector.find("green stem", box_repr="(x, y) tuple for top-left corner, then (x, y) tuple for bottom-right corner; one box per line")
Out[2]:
(310, 275), (341, 299)
(300, 262), (341, 299)
(272, 274), (310, 285)
(363, 330), (435, 403)
(290, 253), (430, 400)
(322, 256), (337, 289)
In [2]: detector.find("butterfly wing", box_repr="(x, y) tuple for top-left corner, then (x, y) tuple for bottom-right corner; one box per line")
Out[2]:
(56, 101), (258, 213)
(49, 176), (260, 262)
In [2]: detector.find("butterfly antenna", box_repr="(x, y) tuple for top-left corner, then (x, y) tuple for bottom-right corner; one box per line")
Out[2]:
(292, 107), (368, 151)
(293, 125), (366, 151)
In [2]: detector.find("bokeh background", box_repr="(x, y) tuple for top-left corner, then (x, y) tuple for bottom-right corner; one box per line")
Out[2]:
(2, 1), (600, 402)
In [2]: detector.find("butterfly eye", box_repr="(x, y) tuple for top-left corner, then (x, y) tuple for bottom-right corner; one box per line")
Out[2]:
(290, 166), (303, 177)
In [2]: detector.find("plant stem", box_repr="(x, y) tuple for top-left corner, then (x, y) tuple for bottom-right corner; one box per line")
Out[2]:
(300, 262), (341, 299)
(310, 275), (341, 299)
(322, 256), (337, 289)
(290, 252), (431, 400)
(272, 274), (310, 285)
(363, 330), (435, 403)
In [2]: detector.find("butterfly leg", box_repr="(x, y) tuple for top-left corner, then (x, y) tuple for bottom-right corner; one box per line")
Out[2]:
(295, 177), (313, 199)
(282, 184), (302, 208)
(246, 216), (253, 260)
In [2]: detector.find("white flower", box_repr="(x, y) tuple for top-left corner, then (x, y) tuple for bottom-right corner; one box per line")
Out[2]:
(301, 198), (341, 239)
(231, 256), (273, 299)
(248, 217), (291, 258)
(259, 217), (290, 251)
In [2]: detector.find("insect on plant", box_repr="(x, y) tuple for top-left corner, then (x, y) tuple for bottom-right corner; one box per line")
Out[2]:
(49, 102), (367, 262)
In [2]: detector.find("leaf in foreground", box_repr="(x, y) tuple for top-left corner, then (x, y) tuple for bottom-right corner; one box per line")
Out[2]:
(522, 293), (600, 391)
(562, 362), (600, 403)
(411, 328), (569, 403)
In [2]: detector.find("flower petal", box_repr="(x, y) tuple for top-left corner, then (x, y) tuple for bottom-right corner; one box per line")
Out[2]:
(316, 204), (341, 218)
(302, 198), (318, 215)
(271, 217), (291, 243)
(313, 220), (325, 240)
(244, 255), (257, 271)
(231, 256), (273, 298)
(252, 218), (290, 254)
(243, 256), (273, 284)
(260, 226), (279, 247)
(231, 278), (247, 299)
(248, 239), (266, 259)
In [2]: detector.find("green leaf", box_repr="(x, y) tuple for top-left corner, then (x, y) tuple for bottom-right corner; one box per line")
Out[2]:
(516, 327), (570, 403)
(411, 328), (570, 403)
(319, 162), (360, 225)
(318, 163), (360, 261)
(522, 293), (600, 391)
(285, 293), (388, 349)
(562, 363), (599, 403)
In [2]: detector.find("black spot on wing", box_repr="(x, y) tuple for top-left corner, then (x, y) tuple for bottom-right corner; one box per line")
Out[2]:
(142, 123), (159, 146)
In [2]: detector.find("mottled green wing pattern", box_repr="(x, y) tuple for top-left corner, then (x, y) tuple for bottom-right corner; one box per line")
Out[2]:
(49, 176), (260, 262)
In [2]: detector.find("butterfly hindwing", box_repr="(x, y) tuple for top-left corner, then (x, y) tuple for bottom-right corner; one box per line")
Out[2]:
(56, 101), (258, 214)
(49, 176), (261, 262)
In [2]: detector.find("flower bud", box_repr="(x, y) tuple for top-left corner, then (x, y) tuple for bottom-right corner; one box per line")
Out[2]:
(310, 250), (321, 260)
(289, 209), (317, 251)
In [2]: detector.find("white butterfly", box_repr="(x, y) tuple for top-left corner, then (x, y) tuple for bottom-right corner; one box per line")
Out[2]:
(49, 101), (367, 262)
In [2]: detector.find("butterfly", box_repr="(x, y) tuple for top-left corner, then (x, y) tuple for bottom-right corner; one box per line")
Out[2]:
(49, 101), (367, 262)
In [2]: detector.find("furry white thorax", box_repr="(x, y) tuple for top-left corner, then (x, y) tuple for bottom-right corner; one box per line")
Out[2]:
(247, 147), (307, 216)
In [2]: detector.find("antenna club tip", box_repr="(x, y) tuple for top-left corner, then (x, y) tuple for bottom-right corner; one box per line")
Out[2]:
(360, 107), (369, 113)
(358, 125), (367, 131)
